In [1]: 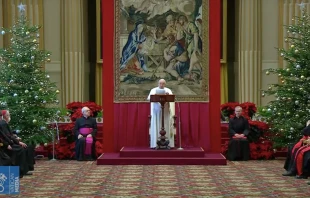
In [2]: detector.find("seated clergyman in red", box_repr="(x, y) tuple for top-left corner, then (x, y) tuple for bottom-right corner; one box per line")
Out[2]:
(227, 106), (250, 161)
(74, 107), (97, 161)
(283, 121), (310, 179)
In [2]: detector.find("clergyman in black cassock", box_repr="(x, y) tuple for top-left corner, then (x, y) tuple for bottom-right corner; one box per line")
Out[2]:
(227, 106), (250, 161)
(74, 107), (97, 161)
(0, 110), (35, 178)
(283, 121), (310, 179)
(0, 139), (11, 166)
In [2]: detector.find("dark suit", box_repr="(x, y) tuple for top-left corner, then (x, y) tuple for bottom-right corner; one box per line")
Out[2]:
(227, 116), (250, 161)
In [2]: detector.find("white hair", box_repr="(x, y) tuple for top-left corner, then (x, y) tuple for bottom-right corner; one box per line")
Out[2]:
(81, 107), (90, 114)
(158, 79), (166, 84)
(235, 106), (242, 111)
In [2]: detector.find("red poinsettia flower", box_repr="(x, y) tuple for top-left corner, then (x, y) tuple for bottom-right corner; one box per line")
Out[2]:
(70, 108), (83, 122)
(59, 123), (75, 131)
(240, 102), (257, 112)
(66, 102), (84, 111)
(95, 141), (104, 157)
(220, 102), (240, 111)
(83, 101), (102, 113)
(221, 141), (229, 156)
(248, 120), (269, 131)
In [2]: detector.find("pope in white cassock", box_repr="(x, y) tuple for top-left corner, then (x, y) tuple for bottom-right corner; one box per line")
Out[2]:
(147, 79), (176, 149)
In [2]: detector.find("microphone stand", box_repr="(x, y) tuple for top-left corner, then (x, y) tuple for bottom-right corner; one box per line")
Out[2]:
(51, 117), (60, 161)
(177, 100), (183, 150)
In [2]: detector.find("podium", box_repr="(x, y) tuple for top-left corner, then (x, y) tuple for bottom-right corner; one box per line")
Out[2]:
(150, 94), (175, 149)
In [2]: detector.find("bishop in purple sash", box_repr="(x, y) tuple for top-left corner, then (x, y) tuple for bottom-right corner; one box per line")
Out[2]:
(74, 107), (97, 161)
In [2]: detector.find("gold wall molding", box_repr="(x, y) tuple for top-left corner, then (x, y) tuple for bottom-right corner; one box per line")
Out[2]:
(96, 63), (102, 105)
(60, 0), (89, 105)
(220, 0), (228, 103)
(95, 0), (102, 105)
(221, 0), (227, 64)
(236, 0), (262, 105)
(96, 0), (102, 63)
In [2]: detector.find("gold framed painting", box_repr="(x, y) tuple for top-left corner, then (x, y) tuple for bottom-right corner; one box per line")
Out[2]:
(114, 0), (209, 102)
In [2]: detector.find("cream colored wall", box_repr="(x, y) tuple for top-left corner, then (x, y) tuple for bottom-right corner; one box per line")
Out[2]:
(83, 0), (89, 103)
(43, 0), (62, 105)
(234, 0), (262, 105)
(60, 0), (89, 106)
(45, 0), (90, 106)
(0, 0), (90, 107)
(261, 0), (279, 106)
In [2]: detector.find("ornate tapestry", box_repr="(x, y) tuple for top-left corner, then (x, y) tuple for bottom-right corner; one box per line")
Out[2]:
(114, 0), (209, 102)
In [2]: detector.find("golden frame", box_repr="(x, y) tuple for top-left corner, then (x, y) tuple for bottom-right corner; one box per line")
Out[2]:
(220, 0), (227, 63)
(114, 0), (209, 102)
(95, 0), (102, 105)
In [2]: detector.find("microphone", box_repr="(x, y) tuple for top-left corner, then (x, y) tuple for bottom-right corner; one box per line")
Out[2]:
(51, 110), (61, 161)
(54, 110), (60, 141)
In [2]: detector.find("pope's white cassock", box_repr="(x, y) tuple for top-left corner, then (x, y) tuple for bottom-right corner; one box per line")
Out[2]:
(147, 87), (176, 148)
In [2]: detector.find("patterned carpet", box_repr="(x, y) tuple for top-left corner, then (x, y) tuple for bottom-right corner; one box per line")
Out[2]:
(2, 159), (310, 198)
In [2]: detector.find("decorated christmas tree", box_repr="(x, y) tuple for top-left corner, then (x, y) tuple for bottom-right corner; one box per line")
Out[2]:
(0, 4), (59, 145)
(261, 7), (310, 148)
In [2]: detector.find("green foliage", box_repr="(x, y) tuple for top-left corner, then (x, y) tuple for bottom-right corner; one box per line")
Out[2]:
(261, 9), (310, 148)
(0, 10), (59, 145)
(96, 111), (103, 117)
(59, 108), (69, 117)
(257, 106), (272, 117)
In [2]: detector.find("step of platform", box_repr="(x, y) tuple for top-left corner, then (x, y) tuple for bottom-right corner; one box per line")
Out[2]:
(120, 147), (205, 158)
(97, 153), (227, 165)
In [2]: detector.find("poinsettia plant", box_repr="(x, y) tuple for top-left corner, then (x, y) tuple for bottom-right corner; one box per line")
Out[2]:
(35, 101), (104, 159)
(221, 139), (274, 160)
(221, 102), (257, 119)
(221, 102), (240, 118)
(221, 102), (269, 142)
(220, 102), (274, 160)
(66, 101), (102, 118)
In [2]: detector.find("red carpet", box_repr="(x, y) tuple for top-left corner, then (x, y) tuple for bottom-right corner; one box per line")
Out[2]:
(97, 147), (227, 165)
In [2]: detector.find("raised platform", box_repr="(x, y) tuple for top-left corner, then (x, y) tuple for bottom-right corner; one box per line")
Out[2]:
(120, 147), (205, 158)
(97, 147), (227, 165)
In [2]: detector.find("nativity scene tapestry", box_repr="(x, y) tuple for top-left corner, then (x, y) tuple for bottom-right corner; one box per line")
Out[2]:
(114, 0), (209, 102)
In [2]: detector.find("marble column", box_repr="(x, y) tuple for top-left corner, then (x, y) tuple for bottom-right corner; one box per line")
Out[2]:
(236, 0), (262, 105)
(60, 0), (89, 105)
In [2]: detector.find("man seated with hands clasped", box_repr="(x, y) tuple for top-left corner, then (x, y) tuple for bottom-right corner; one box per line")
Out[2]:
(227, 106), (250, 161)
